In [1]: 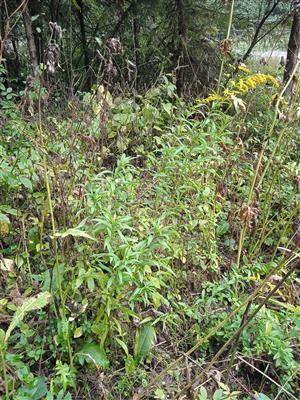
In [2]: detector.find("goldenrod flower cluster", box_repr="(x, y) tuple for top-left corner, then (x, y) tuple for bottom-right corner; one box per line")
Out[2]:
(201, 94), (224, 103)
(200, 71), (279, 105)
(228, 73), (279, 94)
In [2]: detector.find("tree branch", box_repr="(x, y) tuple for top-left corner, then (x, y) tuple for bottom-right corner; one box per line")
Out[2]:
(241, 0), (283, 61)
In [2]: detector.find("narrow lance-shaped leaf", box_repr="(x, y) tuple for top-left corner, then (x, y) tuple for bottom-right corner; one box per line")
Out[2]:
(134, 324), (156, 363)
(54, 228), (96, 241)
(5, 292), (52, 342)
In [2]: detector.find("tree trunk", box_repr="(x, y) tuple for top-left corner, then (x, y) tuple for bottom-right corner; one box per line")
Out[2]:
(0, 2), (5, 64)
(50, 0), (60, 23)
(132, 12), (140, 89)
(75, 0), (90, 87)
(284, 5), (300, 94)
(23, 4), (39, 76)
(28, 1), (44, 65)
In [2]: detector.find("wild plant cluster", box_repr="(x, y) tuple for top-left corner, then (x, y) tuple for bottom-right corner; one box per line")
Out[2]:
(0, 64), (299, 399)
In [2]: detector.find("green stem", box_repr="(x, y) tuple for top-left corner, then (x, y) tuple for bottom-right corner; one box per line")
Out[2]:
(36, 80), (73, 367)
(217, 0), (235, 93)
(236, 146), (264, 268)
(1, 350), (9, 400)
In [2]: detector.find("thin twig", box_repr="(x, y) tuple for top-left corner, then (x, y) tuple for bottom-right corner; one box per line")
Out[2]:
(237, 355), (298, 400)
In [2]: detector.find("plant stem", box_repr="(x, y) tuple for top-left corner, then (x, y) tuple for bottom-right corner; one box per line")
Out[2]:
(225, 300), (252, 383)
(1, 350), (9, 400)
(36, 79), (73, 367)
(217, 0), (235, 93)
(236, 145), (264, 268)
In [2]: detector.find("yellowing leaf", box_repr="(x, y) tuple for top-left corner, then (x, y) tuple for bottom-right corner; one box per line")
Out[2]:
(0, 218), (10, 237)
(5, 292), (51, 342)
(144, 265), (152, 274)
(74, 326), (83, 338)
(55, 228), (96, 241)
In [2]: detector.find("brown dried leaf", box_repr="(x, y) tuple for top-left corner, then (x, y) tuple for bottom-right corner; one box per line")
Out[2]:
(0, 258), (14, 272)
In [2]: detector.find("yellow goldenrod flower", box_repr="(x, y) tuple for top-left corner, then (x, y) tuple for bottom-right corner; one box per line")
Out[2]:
(199, 93), (224, 103)
(238, 65), (251, 74)
(199, 72), (279, 106)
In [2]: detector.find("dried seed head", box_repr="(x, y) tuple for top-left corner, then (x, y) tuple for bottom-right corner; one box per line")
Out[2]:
(219, 39), (232, 57)
(49, 21), (63, 39)
(269, 275), (282, 284)
(291, 75), (298, 95)
(45, 43), (60, 74)
(107, 38), (123, 54)
(237, 137), (244, 150)
(240, 203), (259, 228)
(106, 57), (117, 77)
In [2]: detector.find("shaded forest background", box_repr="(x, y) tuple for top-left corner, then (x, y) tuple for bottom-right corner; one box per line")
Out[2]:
(1, 0), (296, 97)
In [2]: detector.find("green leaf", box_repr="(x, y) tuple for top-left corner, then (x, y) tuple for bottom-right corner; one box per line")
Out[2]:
(114, 337), (129, 356)
(154, 388), (166, 399)
(265, 321), (272, 335)
(17, 377), (48, 400)
(216, 221), (230, 237)
(95, 37), (102, 47)
(213, 389), (224, 400)
(19, 176), (33, 190)
(0, 213), (10, 224)
(71, 0), (80, 11)
(5, 292), (51, 342)
(79, 343), (109, 369)
(0, 206), (18, 216)
(32, 377), (48, 400)
(256, 394), (271, 400)
(74, 327), (83, 338)
(135, 324), (156, 362)
(162, 102), (172, 116)
(199, 387), (208, 400)
(31, 14), (40, 22)
(55, 228), (96, 241)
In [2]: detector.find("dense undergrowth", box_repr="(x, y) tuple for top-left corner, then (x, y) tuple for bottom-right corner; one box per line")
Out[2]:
(0, 67), (299, 399)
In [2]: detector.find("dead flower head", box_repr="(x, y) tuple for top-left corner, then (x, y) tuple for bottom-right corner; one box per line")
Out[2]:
(220, 39), (232, 57)
(45, 43), (60, 74)
(240, 203), (259, 228)
(49, 21), (63, 39)
(106, 57), (118, 77)
(107, 38), (123, 55)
